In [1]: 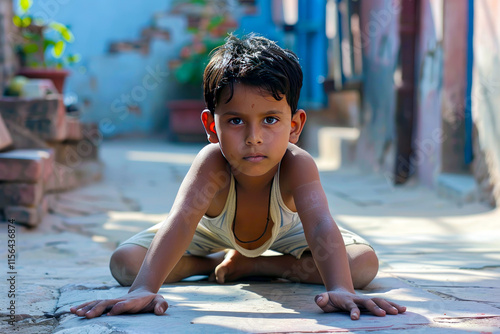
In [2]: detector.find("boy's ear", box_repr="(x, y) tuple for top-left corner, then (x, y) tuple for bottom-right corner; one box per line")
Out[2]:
(201, 109), (219, 143)
(289, 109), (306, 144)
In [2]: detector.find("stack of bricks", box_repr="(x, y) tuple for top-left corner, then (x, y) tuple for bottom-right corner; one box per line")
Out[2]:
(0, 96), (101, 227)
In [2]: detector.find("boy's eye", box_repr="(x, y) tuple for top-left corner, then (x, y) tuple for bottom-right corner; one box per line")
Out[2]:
(264, 117), (278, 125)
(229, 118), (243, 125)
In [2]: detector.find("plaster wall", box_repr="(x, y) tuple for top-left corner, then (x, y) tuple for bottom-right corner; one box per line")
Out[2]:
(0, 0), (15, 90)
(472, 0), (500, 206)
(356, 0), (400, 176)
(26, 0), (192, 137)
(414, 0), (444, 186)
(440, 0), (468, 174)
(24, 0), (284, 137)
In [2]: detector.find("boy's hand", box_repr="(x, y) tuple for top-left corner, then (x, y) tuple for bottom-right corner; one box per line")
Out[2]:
(315, 289), (406, 320)
(70, 289), (168, 319)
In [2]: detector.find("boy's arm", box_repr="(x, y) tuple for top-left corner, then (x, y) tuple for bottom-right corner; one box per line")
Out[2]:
(286, 149), (405, 320)
(71, 144), (227, 318)
(129, 145), (225, 294)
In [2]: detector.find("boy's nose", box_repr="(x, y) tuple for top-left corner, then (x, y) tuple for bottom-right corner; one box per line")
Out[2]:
(246, 125), (263, 145)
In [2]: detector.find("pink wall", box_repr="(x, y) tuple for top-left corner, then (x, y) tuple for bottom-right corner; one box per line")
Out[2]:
(472, 0), (500, 205)
(414, 0), (444, 186)
(440, 0), (469, 173)
(414, 0), (468, 186)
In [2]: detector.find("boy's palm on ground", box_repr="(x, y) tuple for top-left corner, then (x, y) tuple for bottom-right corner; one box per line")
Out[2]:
(315, 290), (406, 320)
(70, 290), (168, 318)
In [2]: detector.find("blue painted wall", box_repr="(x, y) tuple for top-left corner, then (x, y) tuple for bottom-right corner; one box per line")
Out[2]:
(26, 0), (193, 137)
(355, 0), (400, 174)
(23, 0), (325, 136)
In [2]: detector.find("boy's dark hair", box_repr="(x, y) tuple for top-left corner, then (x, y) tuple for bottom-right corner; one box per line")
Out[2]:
(204, 33), (303, 114)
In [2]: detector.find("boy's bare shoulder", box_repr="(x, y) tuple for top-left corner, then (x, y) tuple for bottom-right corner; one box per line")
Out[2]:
(281, 144), (320, 189)
(192, 144), (230, 181)
(282, 143), (316, 166)
(197, 143), (225, 162)
(284, 143), (314, 159)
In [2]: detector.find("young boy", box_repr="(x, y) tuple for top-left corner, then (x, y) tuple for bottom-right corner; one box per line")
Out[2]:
(71, 34), (405, 320)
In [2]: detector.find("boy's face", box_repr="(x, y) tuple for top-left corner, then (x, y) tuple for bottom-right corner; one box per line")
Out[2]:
(203, 83), (305, 177)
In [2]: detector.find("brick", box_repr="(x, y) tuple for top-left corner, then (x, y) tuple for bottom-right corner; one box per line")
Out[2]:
(48, 142), (81, 166)
(0, 181), (43, 206)
(48, 123), (101, 165)
(4, 197), (48, 227)
(0, 149), (54, 182)
(109, 40), (149, 54)
(0, 96), (67, 141)
(45, 160), (103, 192)
(141, 27), (170, 41)
(49, 141), (98, 166)
(46, 161), (79, 192)
(81, 123), (101, 161)
(0, 114), (13, 151)
(3, 119), (49, 150)
(65, 116), (83, 141)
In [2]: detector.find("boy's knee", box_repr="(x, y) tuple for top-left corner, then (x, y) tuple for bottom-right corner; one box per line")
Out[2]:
(109, 245), (146, 286)
(347, 244), (379, 289)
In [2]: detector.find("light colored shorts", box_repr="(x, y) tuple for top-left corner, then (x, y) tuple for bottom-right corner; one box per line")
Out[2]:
(119, 220), (372, 259)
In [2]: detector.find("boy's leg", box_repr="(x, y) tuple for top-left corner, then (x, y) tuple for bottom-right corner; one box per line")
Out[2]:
(213, 244), (378, 289)
(110, 244), (225, 286)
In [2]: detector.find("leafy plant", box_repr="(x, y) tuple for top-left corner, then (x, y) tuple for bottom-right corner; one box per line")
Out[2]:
(12, 0), (80, 69)
(169, 0), (238, 87)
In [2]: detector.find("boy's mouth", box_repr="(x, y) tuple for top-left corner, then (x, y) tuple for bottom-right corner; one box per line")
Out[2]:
(243, 154), (267, 162)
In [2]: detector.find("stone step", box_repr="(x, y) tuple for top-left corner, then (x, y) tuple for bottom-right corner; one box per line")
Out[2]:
(0, 149), (54, 182)
(0, 181), (44, 207)
(314, 126), (360, 170)
(65, 116), (83, 141)
(3, 197), (48, 227)
(437, 173), (479, 205)
(0, 96), (67, 142)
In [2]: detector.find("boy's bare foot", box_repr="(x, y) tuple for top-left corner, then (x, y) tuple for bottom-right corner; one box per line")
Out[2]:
(211, 250), (256, 283)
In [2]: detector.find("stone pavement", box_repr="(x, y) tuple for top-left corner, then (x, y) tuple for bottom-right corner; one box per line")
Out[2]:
(1, 138), (499, 333)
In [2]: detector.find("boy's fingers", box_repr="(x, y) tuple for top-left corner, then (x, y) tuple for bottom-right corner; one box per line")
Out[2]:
(371, 298), (406, 315)
(215, 267), (227, 284)
(360, 299), (386, 317)
(75, 301), (101, 316)
(70, 300), (95, 313)
(371, 298), (398, 315)
(348, 304), (361, 320)
(107, 300), (130, 316)
(314, 291), (406, 320)
(389, 301), (407, 313)
(106, 295), (167, 316)
(314, 292), (337, 313)
(85, 300), (117, 319)
(153, 295), (169, 315)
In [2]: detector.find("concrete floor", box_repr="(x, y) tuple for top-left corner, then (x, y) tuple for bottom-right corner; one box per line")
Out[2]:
(1, 138), (499, 333)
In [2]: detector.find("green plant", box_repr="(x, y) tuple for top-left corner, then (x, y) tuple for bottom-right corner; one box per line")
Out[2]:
(169, 0), (238, 87)
(13, 0), (80, 69)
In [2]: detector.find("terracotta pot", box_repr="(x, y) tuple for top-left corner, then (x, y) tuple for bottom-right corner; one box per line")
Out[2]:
(167, 99), (207, 141)
(17, 68), (70, 94)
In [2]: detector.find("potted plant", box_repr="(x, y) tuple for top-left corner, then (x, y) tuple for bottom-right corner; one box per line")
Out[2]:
(12, 0), (80, 93)
(167, 0), (238, 141)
